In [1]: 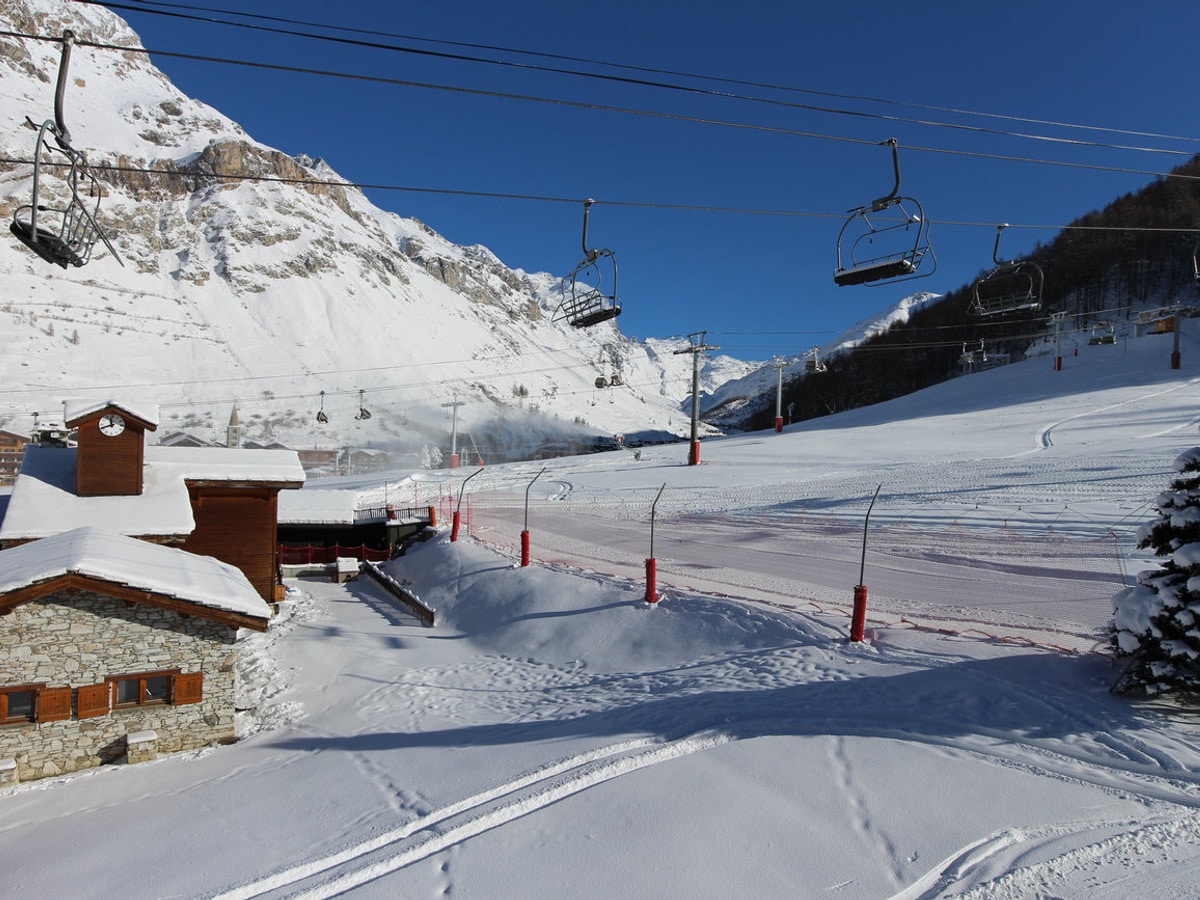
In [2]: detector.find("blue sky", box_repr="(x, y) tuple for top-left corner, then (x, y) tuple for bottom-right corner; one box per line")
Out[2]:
(102, 0), (1200, 361)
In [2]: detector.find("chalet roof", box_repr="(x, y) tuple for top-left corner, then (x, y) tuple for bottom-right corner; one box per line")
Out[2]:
(0, 445), (305, 542)
(0, 526), (271, 626)
(63, 399), (159, 430)
(278, 488), (359, 525)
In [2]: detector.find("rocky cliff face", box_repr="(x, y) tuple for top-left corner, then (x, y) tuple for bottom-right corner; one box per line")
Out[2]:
(0, 0), (742, 460)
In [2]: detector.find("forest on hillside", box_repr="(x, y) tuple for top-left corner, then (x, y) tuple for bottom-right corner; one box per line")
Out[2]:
(742, 155), (1200, 430)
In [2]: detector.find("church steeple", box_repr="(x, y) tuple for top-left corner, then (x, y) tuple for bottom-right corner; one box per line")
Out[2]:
(226, 403), (244, 449)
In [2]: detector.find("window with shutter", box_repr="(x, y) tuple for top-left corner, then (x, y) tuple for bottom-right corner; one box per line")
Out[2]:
(1, 684), (43, 723)
(76, 683), (111, 719)
(36, 686), (72, 723)
(109, 670), (180, 708)
(173, 672), (203, 705)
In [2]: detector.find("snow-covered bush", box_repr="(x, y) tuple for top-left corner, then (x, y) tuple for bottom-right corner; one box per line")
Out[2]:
(1111, 446), (1200, 695)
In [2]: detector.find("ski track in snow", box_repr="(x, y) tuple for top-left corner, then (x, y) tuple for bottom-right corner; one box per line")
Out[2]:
(212, 733), (730, 899)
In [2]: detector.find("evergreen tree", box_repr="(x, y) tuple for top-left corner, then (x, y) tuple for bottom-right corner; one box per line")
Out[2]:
(1111, 447), (1200, 694)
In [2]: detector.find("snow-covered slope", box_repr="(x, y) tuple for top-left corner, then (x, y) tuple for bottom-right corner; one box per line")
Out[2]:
(0, 0), (753, 459)
(702, 290), (942, 425)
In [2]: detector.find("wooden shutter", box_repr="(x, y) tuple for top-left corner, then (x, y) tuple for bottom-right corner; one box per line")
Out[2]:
(173, 671), (203, 705)
(76, 683), (111, 719)
(36, 686), (72, 722)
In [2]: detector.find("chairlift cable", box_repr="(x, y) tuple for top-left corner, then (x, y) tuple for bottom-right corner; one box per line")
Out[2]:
(8, 27), (1200, 184)
(79, 3), (1200, 155)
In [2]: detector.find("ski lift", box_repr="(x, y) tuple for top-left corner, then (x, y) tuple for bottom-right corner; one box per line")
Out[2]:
(609, 373), (623, 387)
(833, 139), (934, 287)
(804, 346), (827, 374)
(959, 340), (987, 367)
(971, 225), (1043, 317)
(555, 199), (621, 328)
(1088, 322), (1116, 345)
(9, 31), (122, 269)
(595, 376), (609, 389)
(316, 390), (329, 424)
(355, 389), (372, 420)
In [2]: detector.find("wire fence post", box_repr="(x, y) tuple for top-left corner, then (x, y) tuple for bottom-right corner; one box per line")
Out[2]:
(646, 483), (666, 603)
(851, 484), (882, 642)
(521, 467), (547, 567)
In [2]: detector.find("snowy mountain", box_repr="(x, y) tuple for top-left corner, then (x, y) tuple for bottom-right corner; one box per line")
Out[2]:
(702, 290), (942, 426)
(0, 0), (758, 462)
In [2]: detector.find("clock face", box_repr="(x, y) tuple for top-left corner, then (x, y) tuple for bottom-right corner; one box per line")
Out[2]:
(98, 413), (126, 437)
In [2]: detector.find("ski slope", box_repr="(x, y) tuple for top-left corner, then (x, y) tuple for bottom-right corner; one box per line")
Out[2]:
(3, 329), (1200, 899)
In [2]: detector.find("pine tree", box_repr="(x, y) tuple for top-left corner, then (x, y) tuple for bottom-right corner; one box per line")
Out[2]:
(1111, 447), (1200, 694)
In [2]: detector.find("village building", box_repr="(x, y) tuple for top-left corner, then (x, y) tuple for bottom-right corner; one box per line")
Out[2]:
(0, 400), (305, 784)
(0, 400), (305, 602)
(0, 527), (271, 784)
(0, 428), (27, 486)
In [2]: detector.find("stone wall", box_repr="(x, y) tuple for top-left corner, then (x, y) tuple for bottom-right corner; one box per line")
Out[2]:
(0, 590), (239, 782)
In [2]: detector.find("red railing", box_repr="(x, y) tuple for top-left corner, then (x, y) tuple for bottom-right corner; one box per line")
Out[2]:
(278, 544), (391, 566)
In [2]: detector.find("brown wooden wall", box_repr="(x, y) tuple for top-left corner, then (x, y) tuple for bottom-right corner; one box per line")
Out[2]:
(75, 420), (144, 496)
(180, 485), (280, 602)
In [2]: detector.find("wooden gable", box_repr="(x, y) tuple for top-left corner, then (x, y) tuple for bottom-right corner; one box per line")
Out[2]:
(0, 572), (270, 632)
(68, 405), (156, 497)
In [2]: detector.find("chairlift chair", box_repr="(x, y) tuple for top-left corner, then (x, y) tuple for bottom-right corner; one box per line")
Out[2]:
(1088, 323), (1116, 345)
(9, 31), (121, 269)
(355, 389), (372, 420)
(555, 200), (621, 328)
(595, 376), (609, 389)
(833, 139), (935, 287)
(971, 225), (1043, 317)
(316, 391), (329, 424)
(959, 340), (987, 367)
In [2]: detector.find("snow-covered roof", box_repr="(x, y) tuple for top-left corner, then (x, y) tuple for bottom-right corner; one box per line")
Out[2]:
(0, 445), (305, 542)
(145, 446), (306, 485)
(278, 488), (359, 525)
(63, 399), (160, 429)
(0, 526), (271, 624)
(0, 446), (194, 540)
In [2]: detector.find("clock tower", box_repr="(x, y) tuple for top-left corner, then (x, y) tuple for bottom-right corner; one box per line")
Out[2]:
(65, 401), (157, 497)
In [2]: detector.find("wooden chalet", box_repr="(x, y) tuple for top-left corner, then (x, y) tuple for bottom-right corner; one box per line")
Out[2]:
(0, 400), (305, 602)
(0, 527), (271, 784)
(0, 429), (27, 486)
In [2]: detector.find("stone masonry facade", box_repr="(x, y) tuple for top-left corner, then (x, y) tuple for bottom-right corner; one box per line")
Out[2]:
(0, 590), (239, 782)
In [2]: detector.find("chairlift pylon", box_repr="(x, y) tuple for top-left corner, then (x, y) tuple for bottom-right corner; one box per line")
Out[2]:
(9, 31), (122, 269)
(554, 199), (621, 328)
(355, 389), (372, 420)
(316, 390), (329, 424)
(804, 346), (827, 374)
(970, 224), (1043, 317)
(833, 139), (935, 287)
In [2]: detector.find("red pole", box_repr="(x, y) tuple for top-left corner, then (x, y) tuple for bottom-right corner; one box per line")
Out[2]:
(689, 440), (701, 466)
(851, 584), (868, 642)
(1172, 351), (1182, 370)
(450, 452), (461, 469)
(451, 509), (461, 542)
(645, 557), (658, 603)
(521, 530), (531, 567)
(427, 505), (438, 528)
(774, 416), (784, 433)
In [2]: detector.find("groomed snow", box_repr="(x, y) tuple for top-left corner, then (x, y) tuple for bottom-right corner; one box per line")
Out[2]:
(3, 331), (1200, 899)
